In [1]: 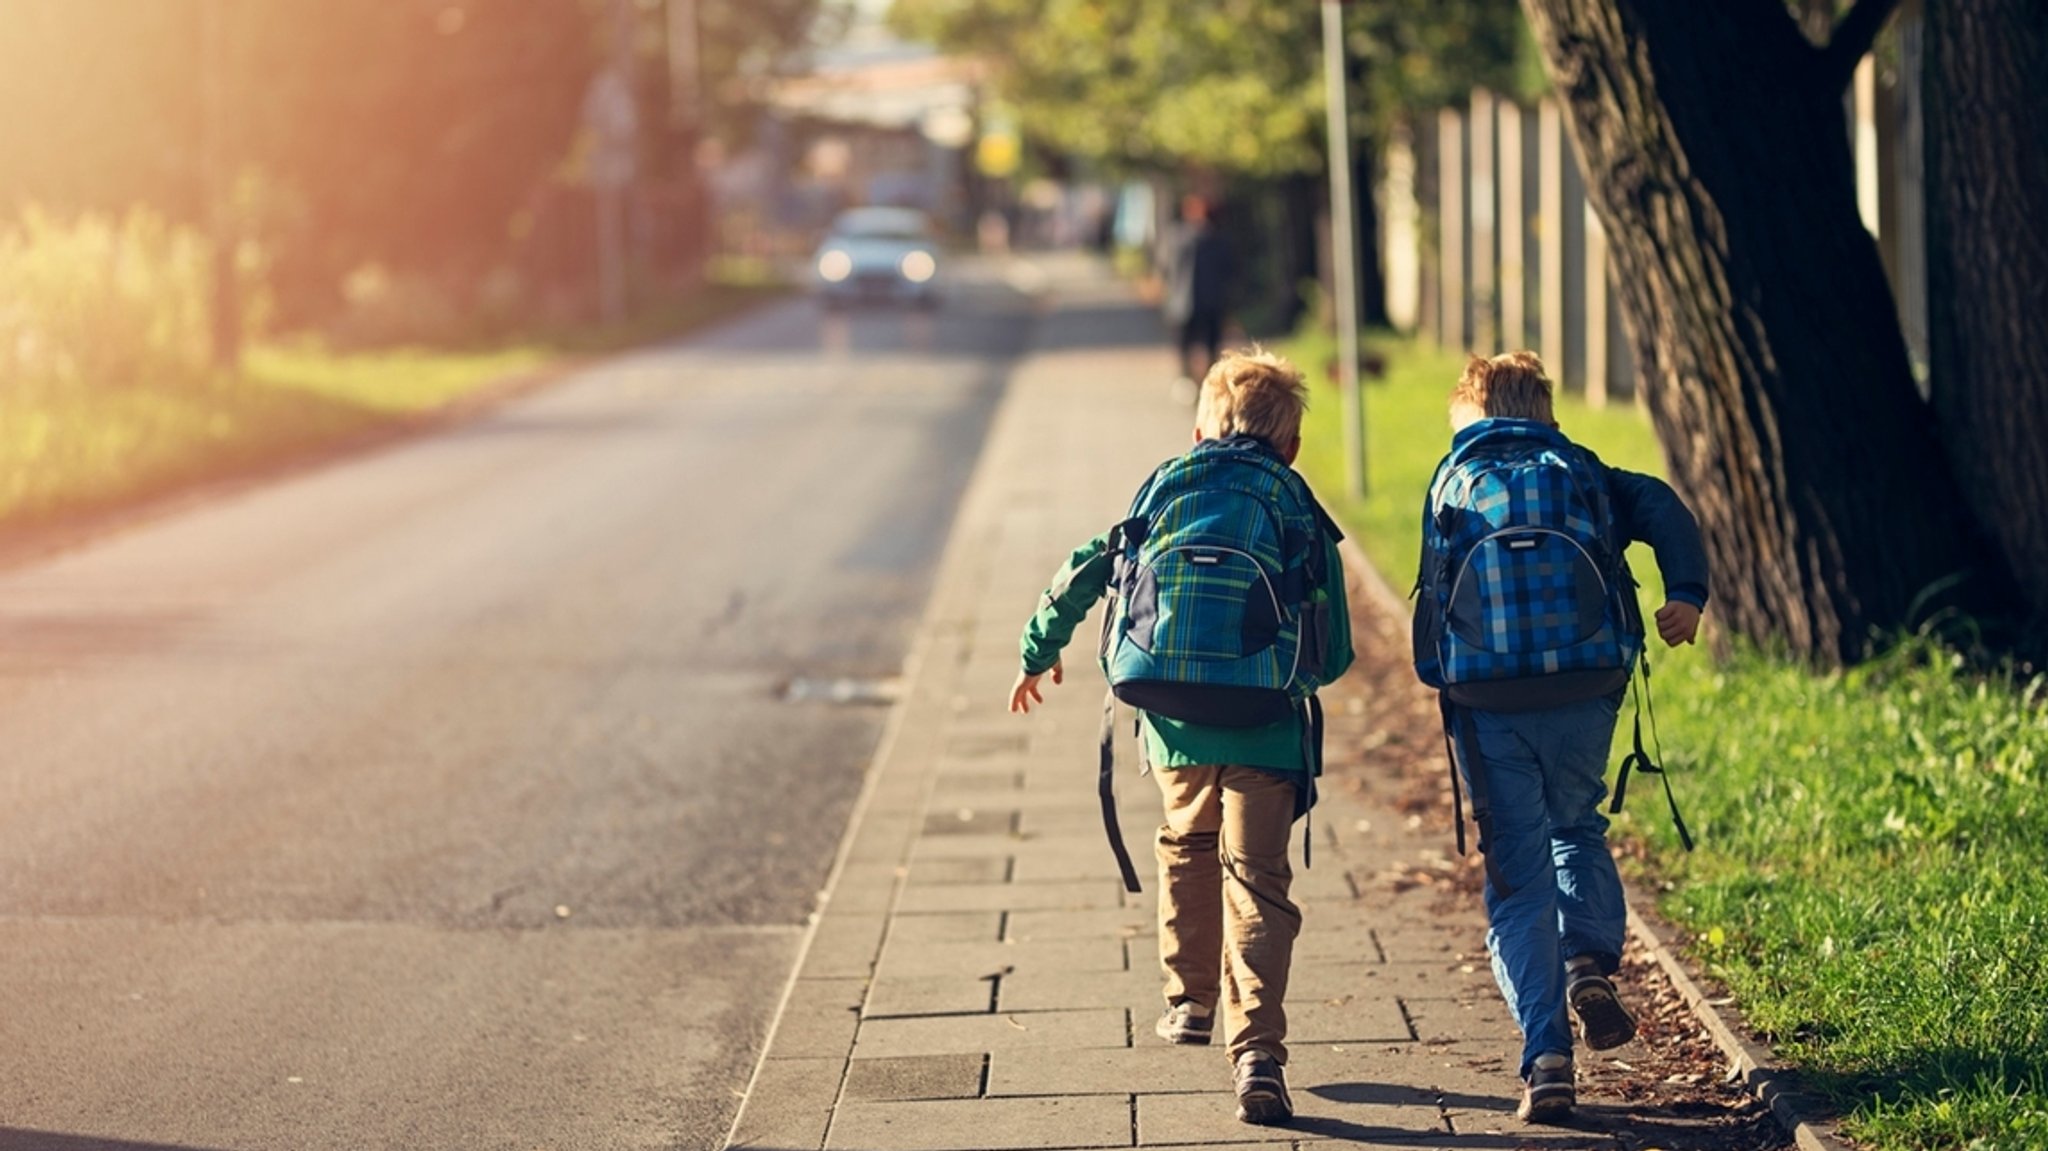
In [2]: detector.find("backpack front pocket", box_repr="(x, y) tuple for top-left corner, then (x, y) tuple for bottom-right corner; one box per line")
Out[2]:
(1128, 546), (1283, 659)
(1447, 528), (1608, 653)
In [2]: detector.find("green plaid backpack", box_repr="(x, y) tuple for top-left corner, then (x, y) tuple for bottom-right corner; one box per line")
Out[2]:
(1099, 435), (1341, 723)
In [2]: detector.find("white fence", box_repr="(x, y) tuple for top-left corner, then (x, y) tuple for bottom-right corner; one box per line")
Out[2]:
(1397, 13), (1928, 406)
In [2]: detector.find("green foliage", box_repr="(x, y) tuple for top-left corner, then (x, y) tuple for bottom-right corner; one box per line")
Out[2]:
(0, 207), (216, 393)
(893, 0), (1526, 176)
(0, 280), (781, 533)
(1344, 0), (1535, 129)
(893, 0), (1325, 177)
(1291, 332), (2048, 1151)
(1653, 639), (2048, 1150)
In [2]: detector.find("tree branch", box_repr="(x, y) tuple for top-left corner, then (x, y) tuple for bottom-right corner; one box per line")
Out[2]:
(1822, 0), (1903, 93)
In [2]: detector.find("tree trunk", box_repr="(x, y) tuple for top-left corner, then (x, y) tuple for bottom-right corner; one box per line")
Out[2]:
(1520, 0), (2008, 665)
(1924, 0), (2048, 630)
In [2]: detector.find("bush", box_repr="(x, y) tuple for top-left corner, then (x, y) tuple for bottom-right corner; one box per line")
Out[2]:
(0, 206), (216, 393)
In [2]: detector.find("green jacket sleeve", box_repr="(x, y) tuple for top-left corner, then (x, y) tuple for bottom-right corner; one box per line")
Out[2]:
(1317, 533), (1355, 686)
(1019, 531), (1114, 675)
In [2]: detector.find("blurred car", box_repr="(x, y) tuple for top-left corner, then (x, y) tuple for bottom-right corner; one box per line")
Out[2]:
(811, 207), (940, 308)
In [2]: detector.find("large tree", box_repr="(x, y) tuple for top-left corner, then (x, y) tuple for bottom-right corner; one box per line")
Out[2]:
(1520, 0), (2022, 664)
(1924, 0), (2048, 636)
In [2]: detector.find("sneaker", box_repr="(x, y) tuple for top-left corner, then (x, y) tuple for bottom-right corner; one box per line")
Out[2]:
(1516, 1052), (1575, 1122)
(1566, 966), (1638, 1050)
(1154, 1001), (1214, 1045)
(1233, 1049), (1293, 1126)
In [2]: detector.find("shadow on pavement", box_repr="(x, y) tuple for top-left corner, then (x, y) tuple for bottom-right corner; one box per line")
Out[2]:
(1310, 1078), (1515, 1114)
(0, 1133), (223, 1151)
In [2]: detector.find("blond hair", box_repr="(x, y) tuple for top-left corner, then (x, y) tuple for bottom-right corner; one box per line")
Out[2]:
(1196, 347), (1309, 451)
(1450, 350), (1556, 427)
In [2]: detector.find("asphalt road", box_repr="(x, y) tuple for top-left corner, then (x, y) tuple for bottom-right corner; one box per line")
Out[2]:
(0, 262), (1037, 1150)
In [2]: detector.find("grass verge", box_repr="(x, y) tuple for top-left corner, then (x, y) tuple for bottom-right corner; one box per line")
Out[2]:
(0, 283), (784, 537)
(1287, 329), (2048, 1151)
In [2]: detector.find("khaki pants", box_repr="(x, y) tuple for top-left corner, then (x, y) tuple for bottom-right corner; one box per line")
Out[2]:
(1152, 764), (1301, 1063)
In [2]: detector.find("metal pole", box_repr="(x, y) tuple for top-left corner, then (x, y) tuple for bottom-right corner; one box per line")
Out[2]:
(1321, 0), (1365, 498)
(666, 0), (707, 289)
(201, 0), (241, 374)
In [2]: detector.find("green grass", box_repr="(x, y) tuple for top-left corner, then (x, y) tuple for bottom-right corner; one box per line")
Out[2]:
(0, 283), (784, 533)
(1288, 330), (2048, 1151)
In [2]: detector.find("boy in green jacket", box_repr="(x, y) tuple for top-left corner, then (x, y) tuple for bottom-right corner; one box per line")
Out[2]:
(1007, 349), (1353, 1126)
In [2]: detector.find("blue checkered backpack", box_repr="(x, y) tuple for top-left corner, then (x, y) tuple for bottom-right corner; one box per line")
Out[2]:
(1412, 420), (1689, 879)
(1412, 420), (1643, 709)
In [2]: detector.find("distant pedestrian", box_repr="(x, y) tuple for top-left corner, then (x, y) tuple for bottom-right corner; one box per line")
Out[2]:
(1411, 351), (1709, 1122)
(1160, 195), (1234, 396)
(1008, 349), (1352, 1127)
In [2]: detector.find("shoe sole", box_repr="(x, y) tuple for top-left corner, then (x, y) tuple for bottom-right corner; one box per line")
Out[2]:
(1155, 1020), (1213, 1045)
(1235, 1089), (1293, 1126)
(1570, 984), (1637, 1050)
(1517, 1089), (1575, 1122)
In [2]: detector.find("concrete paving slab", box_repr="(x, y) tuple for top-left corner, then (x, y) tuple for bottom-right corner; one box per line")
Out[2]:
(826, 862), (908, 914)
(931, 769), (1024, 796)
(924, 807), (1021, 836)
(842, 1053), (987, 1103)
(828, 1096), (1133, 1151)
(887, 912), (1003, 946)
(898, 879), (1124, 915)
(874, 936), (1128, 980)
(804, 911), (892, 980)
(865, 973), (998, 1019)
(728, 1057), (843, 1151)
(1012, 850), (1155, 884)
(943, 731), (1031, 759)
(1286, 992), (1416, 1045)
(987, 1046), (1225, 1097)
(1293, 960), (1497, 1002)
(853, 1008), (1130, 1059)
(1402, 996), (1515, 1045)
(1133, 1094), (1288, 1146)
(907, 855), (1014, 886)
(1287, 1043), (1518, 1118)
(998, 967), (1153, 1012)
(935, 788), (1100, 814)
(769, 978), (869, 1060)
(1290, 926), (1385, 965)
(1005, 907), (1155, 943)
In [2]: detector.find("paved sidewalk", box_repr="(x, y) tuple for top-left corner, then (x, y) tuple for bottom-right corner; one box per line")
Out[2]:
(723, 257), (1739, 1151)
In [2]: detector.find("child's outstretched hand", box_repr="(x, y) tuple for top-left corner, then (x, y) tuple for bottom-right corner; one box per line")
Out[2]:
(1008, 661), (1063, 714)
(1655, 601), (1702, 647)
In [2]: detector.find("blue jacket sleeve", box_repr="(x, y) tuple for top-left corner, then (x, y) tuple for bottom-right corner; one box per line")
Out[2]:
(1606, 468), (1711, 609)
(1018, 532), (1115, 675)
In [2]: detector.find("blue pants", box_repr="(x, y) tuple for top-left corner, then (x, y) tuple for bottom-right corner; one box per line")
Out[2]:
(1454, 697), (1626, 1077)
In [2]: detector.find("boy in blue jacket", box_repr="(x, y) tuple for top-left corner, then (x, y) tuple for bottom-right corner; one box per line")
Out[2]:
(1422, 351), (1708, 1122)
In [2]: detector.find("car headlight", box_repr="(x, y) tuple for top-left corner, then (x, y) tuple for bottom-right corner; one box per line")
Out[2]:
(899, 250), (937, 284)
(817, 250), (853, 283)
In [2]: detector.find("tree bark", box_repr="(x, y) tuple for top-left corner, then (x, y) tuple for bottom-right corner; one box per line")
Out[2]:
(1520, 0), (2007, 664)
(1924, 0), (2048, 629)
